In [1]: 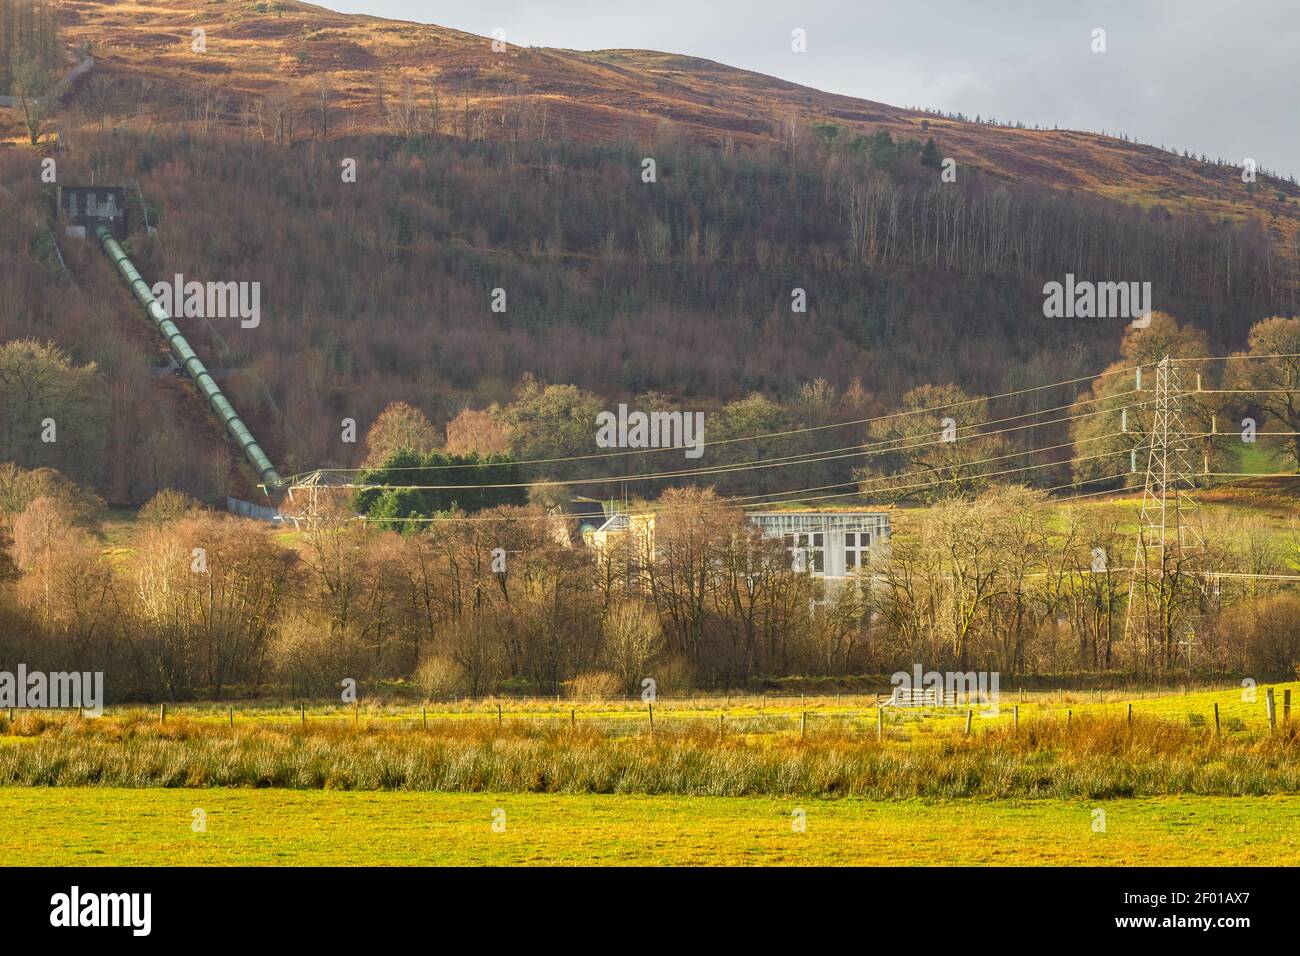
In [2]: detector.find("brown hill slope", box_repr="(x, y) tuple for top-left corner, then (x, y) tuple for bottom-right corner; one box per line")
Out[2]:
(46, 0), (1299, 241)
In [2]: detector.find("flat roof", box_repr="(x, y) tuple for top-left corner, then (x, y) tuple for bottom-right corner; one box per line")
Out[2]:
(745, 510), (890, 517)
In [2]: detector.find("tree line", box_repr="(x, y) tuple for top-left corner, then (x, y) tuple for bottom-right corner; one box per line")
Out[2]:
(1, 467), (1297, 703)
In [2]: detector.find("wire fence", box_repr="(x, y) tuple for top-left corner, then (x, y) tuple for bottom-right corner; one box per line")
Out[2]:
(8, 682), (1293, 739)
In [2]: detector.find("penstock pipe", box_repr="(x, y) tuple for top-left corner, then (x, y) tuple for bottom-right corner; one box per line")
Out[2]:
(96, 226), (283, 493)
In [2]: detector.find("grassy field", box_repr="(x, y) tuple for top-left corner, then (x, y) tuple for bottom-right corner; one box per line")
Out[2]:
(0, 788), (1295, 866)
(4, 683), (1295, 865)
(3, 697), (1297, 799)
(46, 680), (1297, 740)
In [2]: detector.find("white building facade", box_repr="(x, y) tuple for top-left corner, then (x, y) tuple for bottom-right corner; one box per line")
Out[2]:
(587, 509), (891, 581)
(745, 511), (891, 580)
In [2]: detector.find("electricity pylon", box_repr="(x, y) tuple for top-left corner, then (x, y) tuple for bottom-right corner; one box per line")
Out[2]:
(281, 469), (353, 527)
(1122, 356), (1206, 671)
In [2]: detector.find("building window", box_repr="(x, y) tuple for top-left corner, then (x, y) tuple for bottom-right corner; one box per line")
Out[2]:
(844, 531), (871, 570)
(784, 532), (825, 573)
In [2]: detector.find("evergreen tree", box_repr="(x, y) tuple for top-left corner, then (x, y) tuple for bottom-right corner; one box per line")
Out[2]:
(920, 136), (942, 168)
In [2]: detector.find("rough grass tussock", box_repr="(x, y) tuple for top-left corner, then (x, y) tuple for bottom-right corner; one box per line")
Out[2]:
(0, 715), (1297, 798)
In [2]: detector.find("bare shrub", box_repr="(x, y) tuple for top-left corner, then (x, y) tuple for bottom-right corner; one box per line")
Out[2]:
(138, 489), (202, 526)
(601, 599), (662, 694)
(415, 655), (467, 699)
(648, 655), (695, 697)
(569, 670), (621, 701)
(269, 614), (370, 698)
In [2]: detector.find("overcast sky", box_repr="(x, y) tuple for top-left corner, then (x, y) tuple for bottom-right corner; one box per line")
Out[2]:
(325, 1), (1298, 180)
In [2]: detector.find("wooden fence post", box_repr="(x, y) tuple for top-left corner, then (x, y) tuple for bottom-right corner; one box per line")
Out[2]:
(1266, 688), (1277, 731)
(648, 702), (654, 734)
(300, 702), (306, 726)
(1067, 709), (1071, 727)
(571, 708), (576, 727)
(1127, 703), (1133, 726)
(159, 704), (166, 725)
(1213, 702), (1220, 735)
(498, 703), (503, 726)
(1285, 690), (1292, 723)
(964, 709), (973, 736)
(229, 707), (234, 728)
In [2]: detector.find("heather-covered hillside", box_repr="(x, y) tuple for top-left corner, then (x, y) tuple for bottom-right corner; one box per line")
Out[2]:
(1, 124), (1297, 502)
(0, 0), (1296, 504)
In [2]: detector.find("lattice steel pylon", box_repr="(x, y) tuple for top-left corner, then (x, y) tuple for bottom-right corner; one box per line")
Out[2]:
(1122, 356), (1207, 672)
(280, 469), (355, 527)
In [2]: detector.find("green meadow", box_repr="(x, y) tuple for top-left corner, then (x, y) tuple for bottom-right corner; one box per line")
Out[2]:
(1, 789), (1297, 866)
(2, 682), (1295, 865)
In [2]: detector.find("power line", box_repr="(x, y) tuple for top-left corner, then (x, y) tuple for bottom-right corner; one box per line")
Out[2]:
(753, 467), (1138, 513)
(347, 439), (1131, 523)
(353, 422), (1300, 524)
(298, 353), (1300, 522)
(728, 430), (1124, 505)
(332, 399), (1134, 492)
(737, 448), (1124, 510)
(1204, 472), (1300, 478)
(287, 352), (1300, 483)
(284, 365), (1140, 480)
(1183, 352), (1300, 363)
(349, 464), (1142, 524)
(320, 444), (1298, 526)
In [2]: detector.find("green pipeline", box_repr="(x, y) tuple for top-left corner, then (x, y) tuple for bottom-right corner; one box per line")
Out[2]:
(96, 227), (283, 491)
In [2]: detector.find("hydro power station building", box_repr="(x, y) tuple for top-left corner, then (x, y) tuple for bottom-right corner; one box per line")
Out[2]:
(587, 509), (891, 580)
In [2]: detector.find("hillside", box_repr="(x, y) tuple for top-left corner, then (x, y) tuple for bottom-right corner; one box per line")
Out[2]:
(0, 0), (1297, 508)
(43, 0), (1300, 235)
